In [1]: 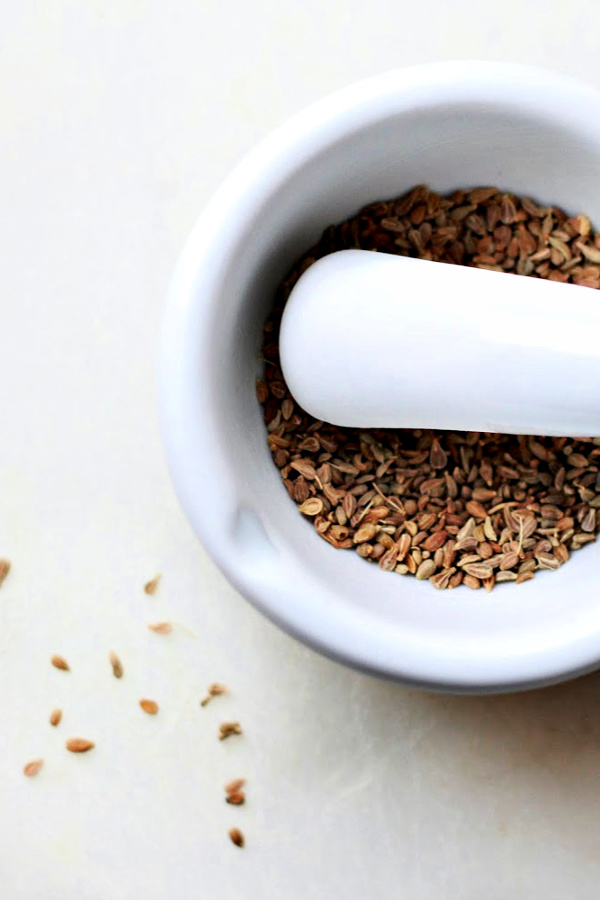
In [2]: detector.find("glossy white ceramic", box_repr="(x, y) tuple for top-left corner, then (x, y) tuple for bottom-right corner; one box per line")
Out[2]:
(160, 61), (600, 692)
(280, 249), (600, 434)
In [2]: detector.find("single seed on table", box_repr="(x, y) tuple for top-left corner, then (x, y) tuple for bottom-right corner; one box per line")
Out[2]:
(109, 651), (124, 678)
(228, 828), (245, 848)
(144, 574), (162, 595)
(148, 622), (173, 634)
(140, 699), (159, 715)
(0, 558), (10, 588)
(23, 759), (43, 777)
(226, 791), (246, 805)
(225, 778), (246, 795)
(49, 708), (62, 727)
(51, 655), (70, 672)
(66, 738), (95, 753)
(219, 722), (243, 740)
(200, 682), (229, 707)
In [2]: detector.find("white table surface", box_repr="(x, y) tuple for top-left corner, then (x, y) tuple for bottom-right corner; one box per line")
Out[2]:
(3, 3), (600, 898)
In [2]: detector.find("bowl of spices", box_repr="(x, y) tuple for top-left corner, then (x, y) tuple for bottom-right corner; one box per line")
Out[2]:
(160, 61), (600, 692)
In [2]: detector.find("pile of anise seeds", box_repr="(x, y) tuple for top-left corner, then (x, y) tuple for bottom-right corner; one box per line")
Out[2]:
(259, 185), (600, 591)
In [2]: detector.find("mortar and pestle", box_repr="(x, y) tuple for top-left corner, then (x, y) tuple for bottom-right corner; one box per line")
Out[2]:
(160, 62), (600, 692)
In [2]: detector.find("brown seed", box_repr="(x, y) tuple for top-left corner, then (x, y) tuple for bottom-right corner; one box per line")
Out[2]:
(397, 533), (412, 561)
(379, 546), (399, 571)
(423, 530), (448, 553)
(466, 501), (488, 519)
(463, 563), (494, 580)
(226, 791), (246, 805)
(148, 622), (173, 634)
(581, 509), (596, 533)
(140, 699), (159, 715)
(228, 828), (245, 848)
(23, 759), (43, 777)
(429, 439), (447, 470)
(499, 551), (519, 571)
(225, 778), (246, 795)
(416, 559), (437, 580)
(51, 655), (70, 672)
(109, 651), (124, 679)
(353, 523), (378, 544)
(144, 574), (162, 595)
(219, 722), (243, 740)
(200, 682), (229, 707)
(66, 738), (95, 753)
(430, 568), (456, 590)
(536, 552), (561, 570)
(49, 708), (62, 727)
(454, 536), (478, 552)
(496, 570), (518, 583)
(516, 571), (535, 585)
(256, 379), (269, 404)
(463, 575), (481, 590)
(0, 558), (10, 588)
(291, 460), (317, 480)
(298, 497), (324, 516)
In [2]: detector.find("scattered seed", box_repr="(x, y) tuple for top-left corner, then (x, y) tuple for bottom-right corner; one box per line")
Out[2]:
(109, 651), (124, 678)
(226, 791), (246, 805)
(225, 778), (246, 794)
(66, 738), (95, 753)
(23, 759), (43, 777)
(144, 574), (162, 595)
(49, 708), (62, 727)
(200, 682), (228, 707)
(140, 699), (159, 715)
(51, 655), (70, 672)
(148, 622), (173, 634)
(219, 722), (243, 741)
(0, 558), (10, 588)
(228, 827), (244, 848)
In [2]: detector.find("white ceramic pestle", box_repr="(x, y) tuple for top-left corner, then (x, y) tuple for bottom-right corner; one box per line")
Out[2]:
(279, 249), (600, 435)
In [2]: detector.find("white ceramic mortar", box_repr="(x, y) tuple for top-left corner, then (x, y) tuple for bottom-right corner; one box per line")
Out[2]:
(160, 61), (600, 692)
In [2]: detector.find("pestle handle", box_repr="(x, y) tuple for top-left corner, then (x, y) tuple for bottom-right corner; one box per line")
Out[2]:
(279, 249), (600, 435)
